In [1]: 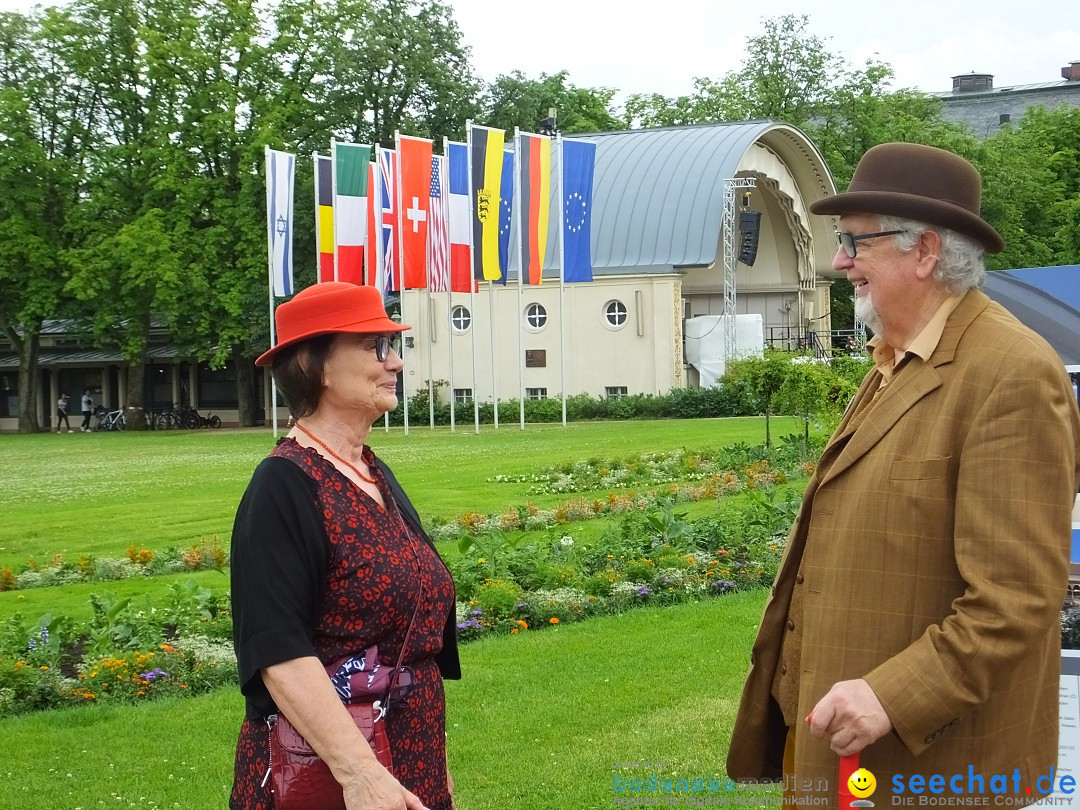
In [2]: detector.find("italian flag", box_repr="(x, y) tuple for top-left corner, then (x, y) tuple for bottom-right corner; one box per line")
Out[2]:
(333, 141), (371, 285)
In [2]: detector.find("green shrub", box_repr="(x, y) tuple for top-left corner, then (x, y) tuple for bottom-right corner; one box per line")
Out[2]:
(473, 579), (525, 620)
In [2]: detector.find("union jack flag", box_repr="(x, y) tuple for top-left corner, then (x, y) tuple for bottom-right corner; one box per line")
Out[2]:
(378, 148), (399, 294)
(428, 155), (450, 292)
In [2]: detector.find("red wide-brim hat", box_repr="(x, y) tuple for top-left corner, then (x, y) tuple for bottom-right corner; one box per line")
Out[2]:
(256, 282), (411, 367)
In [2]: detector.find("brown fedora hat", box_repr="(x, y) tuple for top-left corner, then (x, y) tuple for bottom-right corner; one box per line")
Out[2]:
(256, 282), (410, 367)
(809, 142), (1003, 253)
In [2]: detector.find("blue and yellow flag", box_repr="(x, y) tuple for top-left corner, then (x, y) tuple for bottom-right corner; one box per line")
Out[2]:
(497, 149), (514, 285)
(468, 124), (505, 281)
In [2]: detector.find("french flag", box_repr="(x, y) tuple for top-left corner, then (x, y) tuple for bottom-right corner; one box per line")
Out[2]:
(447, 141), (473, 293)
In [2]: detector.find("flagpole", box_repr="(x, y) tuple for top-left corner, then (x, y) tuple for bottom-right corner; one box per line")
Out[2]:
(394, 131), (409, 436)
(467, 121), (480, 434)
(264, 145), (281, 438)
(426, 241), (435, 431)
(557, 134), (568, 427)
(444, 143), (457, 434)
(312, 151), (321, 284)
(330, 138), (339, 283)
(514, 129), (526, 430)
(489, 281), (498, 428)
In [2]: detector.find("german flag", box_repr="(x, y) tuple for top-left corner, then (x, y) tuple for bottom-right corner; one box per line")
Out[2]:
(519, 133), (551, 284)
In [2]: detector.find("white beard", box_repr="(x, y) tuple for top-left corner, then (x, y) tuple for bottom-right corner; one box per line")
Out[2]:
(854, 290), (883, 336)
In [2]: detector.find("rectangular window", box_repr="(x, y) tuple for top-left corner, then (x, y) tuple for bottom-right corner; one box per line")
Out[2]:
(453, 388), (473, 405)
(198, 364), (239, 408)
(525, 387), (547, 400)
(605, 386), (628, 399)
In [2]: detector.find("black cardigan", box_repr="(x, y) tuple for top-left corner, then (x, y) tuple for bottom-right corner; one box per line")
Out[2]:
(230, 449), (460, 719)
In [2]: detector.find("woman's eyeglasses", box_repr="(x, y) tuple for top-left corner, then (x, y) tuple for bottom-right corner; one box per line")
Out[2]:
(367, 335), (402, 362)
(835, 229), (906, 258)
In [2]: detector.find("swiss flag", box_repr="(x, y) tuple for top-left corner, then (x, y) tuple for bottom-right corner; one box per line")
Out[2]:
(398, 135), (433, 290)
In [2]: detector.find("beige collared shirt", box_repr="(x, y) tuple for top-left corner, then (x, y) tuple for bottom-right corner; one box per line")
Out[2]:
(867, 292), (965, 398)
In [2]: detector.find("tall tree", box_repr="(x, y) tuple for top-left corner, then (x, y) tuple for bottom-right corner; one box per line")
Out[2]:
(0, 8), (100, 432)
(63, 0), (208, 428)
(321, 0), (480, 145)
(484, 70), (622, 135)
(978, 105), (1080, 270)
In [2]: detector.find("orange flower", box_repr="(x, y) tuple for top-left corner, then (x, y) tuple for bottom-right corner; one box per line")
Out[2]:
(510, 628), (519, 635)
(549, 617), (560, 625)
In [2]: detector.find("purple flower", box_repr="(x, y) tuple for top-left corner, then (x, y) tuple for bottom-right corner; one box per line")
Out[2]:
(140, 668), (170, 681)
(471, 609), (484, 617)
(40, 627), (49, 644)
(27, 637), (36, 652)
(637, 586), (651, 597)
(709, 580), (736, 594)
(457, 618), (483, 631)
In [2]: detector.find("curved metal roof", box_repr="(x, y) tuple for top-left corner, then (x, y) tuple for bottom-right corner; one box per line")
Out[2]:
(544, 121), (835, 273)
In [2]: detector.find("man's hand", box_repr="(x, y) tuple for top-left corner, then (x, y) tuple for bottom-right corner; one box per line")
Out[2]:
(807, 679), (892, 756)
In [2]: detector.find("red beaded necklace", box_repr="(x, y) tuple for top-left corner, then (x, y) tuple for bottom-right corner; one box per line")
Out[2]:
(293, 421), (376, 485)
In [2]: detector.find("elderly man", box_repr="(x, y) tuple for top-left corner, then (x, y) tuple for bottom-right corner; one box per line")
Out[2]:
(727, 143), (1080, 800)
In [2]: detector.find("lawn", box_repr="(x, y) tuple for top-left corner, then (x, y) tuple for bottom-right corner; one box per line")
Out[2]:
(0, 418), (803, 808)
(0, 592), (774, 810)
(0, 417), (803, 570)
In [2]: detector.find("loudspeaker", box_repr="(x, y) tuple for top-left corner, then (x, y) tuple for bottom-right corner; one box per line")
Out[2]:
(738, 210), (761, 266)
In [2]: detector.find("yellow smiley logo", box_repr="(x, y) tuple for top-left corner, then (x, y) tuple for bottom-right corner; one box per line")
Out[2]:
(848, 768), (877, 799)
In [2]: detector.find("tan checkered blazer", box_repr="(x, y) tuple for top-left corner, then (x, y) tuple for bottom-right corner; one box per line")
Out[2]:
(727, 290), (1080, 799)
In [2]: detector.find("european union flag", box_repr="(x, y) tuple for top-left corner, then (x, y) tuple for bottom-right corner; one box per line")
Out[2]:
(562, 140), (595, 283)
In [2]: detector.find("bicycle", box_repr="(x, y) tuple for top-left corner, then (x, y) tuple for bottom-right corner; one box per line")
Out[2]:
(94, 407), (126, 431)
(193, 408), (222, 429)
(154, 404), (199, 430)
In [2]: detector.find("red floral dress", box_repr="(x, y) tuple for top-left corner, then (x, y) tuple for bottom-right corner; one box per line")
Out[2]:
(229, 439), (455, 810)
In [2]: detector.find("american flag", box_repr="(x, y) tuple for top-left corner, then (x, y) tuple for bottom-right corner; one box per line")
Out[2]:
(428, 155), (450, 292)
(379, 148), (399, 294)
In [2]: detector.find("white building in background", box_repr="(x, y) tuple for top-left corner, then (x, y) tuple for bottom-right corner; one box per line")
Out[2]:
(392, 120), (839, 407)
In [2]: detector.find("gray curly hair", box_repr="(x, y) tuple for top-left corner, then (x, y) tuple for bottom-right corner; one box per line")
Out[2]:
(876, 215), (986, 294)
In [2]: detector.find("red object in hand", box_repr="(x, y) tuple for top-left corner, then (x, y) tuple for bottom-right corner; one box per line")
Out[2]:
(805, 711), (862, 807)
(838, 754), (861, 807)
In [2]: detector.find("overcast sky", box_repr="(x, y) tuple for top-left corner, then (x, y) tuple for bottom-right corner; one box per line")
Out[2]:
(3, 0), (1076, 99)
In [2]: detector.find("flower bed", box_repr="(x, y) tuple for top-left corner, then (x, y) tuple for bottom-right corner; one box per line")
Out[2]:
(447, 486), (797, 642)
(0, 537), (228, 592)
(0, 440), (819, 716)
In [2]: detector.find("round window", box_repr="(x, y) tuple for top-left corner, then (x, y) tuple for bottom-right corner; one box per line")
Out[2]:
(451, 305), (472, 334)
(604, 300), (628, 329)
(524, 303), (547, 331)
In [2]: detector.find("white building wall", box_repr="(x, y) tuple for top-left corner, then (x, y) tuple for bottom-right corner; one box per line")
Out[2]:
(399, 275), (681, 403)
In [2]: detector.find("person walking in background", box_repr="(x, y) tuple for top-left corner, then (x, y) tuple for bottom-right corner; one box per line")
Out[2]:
(229, 282), (459, 810)
(80, 390), (94, 432)
(727, 143), (1080, 799)
(56, 393), (73, 433)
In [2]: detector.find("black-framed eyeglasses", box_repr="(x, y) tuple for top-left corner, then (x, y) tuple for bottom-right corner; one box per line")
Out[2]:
(835, 229), (906, 258)
(366, 334), (402, 362)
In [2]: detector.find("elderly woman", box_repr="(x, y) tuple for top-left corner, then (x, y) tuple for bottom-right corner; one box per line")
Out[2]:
(229, 282), (459, 810)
